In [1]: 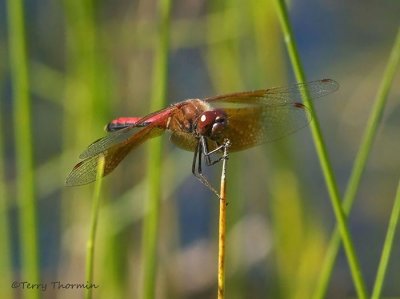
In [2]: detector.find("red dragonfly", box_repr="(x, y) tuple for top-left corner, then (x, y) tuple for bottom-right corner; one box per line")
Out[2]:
(66, 79), (338, 195)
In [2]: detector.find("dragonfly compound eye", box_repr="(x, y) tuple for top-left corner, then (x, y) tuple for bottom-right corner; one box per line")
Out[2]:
(197, 109), (228, 138)
(211, 110), (228, 137)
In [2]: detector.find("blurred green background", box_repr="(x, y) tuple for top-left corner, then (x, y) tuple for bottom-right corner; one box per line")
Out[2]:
(1, 0), (400, 298)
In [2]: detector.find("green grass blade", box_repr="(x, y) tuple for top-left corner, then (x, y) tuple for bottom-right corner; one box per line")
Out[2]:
(273, 0), (368, 298)
(371, 178), (400, 299)
(6, 1), (40, 299)
(0, 88), (13, 299)
(313, 28), (400, 299)
(85, 156), (105, 299)
(141, 0), (171, 298)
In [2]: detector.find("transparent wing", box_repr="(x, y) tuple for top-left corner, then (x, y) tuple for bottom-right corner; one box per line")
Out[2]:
(79, 126), (146, 159)
(65, 143), (133, 186)
(220, 104), (310, 151)
(66, 125), (164, 186)
(82, 105), (179, 159)
(205, 79), (339, 106)
(170, 131), (198, 152)
(200, 79), (338, 151)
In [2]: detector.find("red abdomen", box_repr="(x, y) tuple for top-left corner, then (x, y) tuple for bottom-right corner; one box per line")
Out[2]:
(106, 117), (147, 132)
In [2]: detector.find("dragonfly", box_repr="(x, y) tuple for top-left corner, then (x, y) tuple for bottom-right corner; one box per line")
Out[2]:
(66, 79), (339, 196)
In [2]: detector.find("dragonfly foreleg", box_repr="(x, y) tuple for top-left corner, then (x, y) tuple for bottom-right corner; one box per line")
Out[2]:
(192, 139), (221, 198)
(200, 136), (230, 166)
(191, 139), (231, 198)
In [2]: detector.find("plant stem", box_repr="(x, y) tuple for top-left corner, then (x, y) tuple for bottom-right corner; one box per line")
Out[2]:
(371, 178), (400, 299)
(141, 0), (171, 298)
(6, 1), (40, 299)
(85, 156), (105, 299)
(0, 88), (12, 299)
(217, 143), (229, 299)
(273, 0), (368, 298)
(313, 28), (400, 299)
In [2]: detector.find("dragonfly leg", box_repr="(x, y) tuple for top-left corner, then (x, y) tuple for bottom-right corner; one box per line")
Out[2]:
(201, 137), (230, 166)
(191, 138), (231, 198)
(192, 139), (221, 198)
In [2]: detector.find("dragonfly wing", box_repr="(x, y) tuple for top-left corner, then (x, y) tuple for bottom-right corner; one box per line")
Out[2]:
(221, 104), (311, 152)
(170, 131), (198, 151)
(205, 79), (339, 106)
(82, 105), (178, 159)
(170, 131), (220, 152)
(65, 144), (132, 186)
(66, 125), (164, 186)
(79, 126), (145, 159)
(201, 79), (338, 151)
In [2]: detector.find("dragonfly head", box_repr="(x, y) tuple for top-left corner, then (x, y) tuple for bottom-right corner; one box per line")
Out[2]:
(196, 109), (228, 140)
